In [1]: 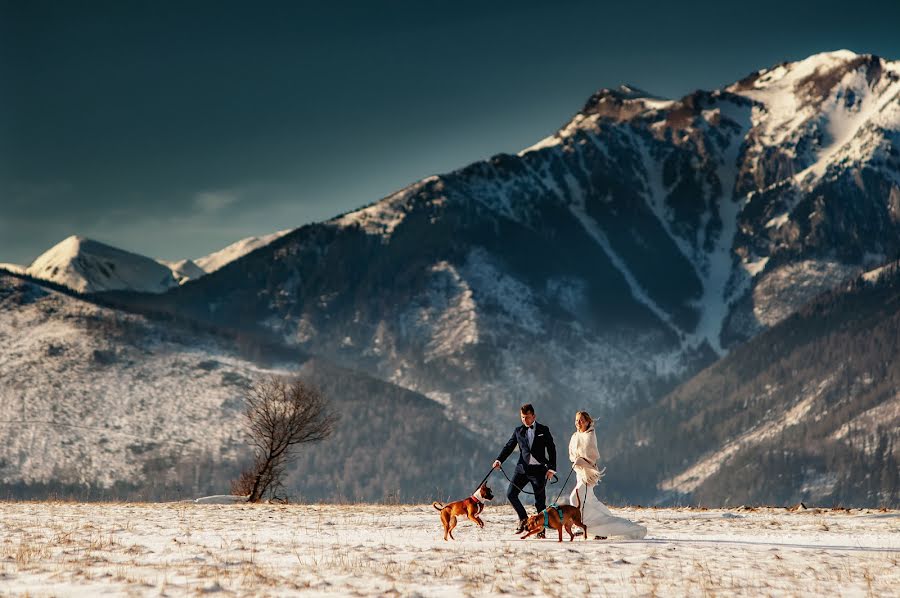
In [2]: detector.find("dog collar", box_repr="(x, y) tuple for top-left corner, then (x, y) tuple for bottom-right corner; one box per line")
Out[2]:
(471, 493), (484, 504)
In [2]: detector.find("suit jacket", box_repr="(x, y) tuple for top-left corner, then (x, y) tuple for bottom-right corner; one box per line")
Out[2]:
(497, 422), (557, 474)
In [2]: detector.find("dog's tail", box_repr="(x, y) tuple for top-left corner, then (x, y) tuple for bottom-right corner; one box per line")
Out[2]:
(432, 502), (444, 511)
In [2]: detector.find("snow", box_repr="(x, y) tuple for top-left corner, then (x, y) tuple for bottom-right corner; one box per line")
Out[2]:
(729, 50), (863, 148)
(861, 262), (895, 284)
(191, 495), (249, 504)
(0, 262), (26, 274)
(194, 229), (292, 273)
(641, 98), (676, 111)
(570, 197), (682, 337)
(752, 260), (861, 327)
(832, 393), (900, 444)
(333, 177), (440, 239)
(157, 258), (206, 284)
(1, 502), (897, 597)
(742, 255), (770, 277)
(518, 93), (674, 156)
(687, 112), (750, 356)
(597, 111), (750, 356)
(635, 135), (697, 266)
(765, 213), (790, 229)
(9, 230), (293, 293)
(801, 64), (900, 180)
(730, 50), (900, 197)
(519, 113), (595, 155)
(25, 236), (178, 294)
(398, 260), (479, 365)
(461, 248), (543, 335)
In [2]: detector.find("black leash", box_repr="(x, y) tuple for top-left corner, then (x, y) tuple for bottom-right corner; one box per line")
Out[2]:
(472, 467), (495, 494)
(552, 463), (576, 504)
(497, 464), (559, 496)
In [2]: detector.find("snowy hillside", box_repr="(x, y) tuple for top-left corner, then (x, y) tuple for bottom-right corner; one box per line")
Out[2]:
(0, 273), (268, 493)
(0, 273), (490, 499)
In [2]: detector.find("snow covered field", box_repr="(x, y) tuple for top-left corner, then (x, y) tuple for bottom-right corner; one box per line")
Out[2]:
(1, 502), (897, 597)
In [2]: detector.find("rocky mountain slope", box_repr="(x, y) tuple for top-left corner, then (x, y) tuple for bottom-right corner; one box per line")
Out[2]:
(600, 261), (900, 507)
(117, 50), (900, 438)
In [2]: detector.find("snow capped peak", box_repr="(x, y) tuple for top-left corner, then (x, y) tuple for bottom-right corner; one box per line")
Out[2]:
(724, 50), (899, 191)
(777, 49), (863, 75)
(11, 228), (296, 294)
(158, 258), (206, 284)
(730, 50), (884, 96)
(26, 235), (178, 294)
(194, 229), (293, 273)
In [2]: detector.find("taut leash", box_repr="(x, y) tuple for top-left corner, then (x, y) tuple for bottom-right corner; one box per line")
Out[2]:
(552, 463), (576, 504)
(472, 467), (495, 494)
(497, 464), (560, 496)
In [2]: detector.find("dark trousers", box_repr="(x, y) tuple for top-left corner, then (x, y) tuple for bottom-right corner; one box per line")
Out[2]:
(507, 464), (547, 521)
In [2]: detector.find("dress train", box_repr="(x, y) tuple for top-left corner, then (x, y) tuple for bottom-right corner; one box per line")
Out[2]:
(563, 481), (647, 540)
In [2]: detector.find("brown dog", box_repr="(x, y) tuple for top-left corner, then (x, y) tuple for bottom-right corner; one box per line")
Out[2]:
(432, 483), (494, 540)
(520, 504), (588, 542)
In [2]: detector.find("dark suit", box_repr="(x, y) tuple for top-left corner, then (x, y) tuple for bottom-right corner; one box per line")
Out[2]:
(496, 422), (557, 521)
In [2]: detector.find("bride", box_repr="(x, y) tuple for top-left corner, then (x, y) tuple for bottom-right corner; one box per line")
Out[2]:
(566, 411), (647, 540)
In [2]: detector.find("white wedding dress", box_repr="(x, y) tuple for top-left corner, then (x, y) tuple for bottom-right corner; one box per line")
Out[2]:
(561, 427), (647, 540)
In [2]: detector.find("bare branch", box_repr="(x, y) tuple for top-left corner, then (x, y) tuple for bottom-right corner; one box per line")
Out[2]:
(233, 375), (338, 502)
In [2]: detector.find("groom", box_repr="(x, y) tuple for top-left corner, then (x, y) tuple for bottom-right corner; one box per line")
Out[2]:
(492, 403), (557, 533)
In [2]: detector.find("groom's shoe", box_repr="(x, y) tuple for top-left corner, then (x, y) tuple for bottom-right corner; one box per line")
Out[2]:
(514, 519), (527, 534)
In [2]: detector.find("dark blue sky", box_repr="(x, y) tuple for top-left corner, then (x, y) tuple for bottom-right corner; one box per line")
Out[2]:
(2, 0), (898, 264)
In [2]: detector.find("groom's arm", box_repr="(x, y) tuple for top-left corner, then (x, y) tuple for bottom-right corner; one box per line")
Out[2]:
(496, 432), (517, 464)
(546, 428), (557, 473)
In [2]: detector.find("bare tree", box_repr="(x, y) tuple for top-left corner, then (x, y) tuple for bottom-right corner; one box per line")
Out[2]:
(234, 376), (338, 503)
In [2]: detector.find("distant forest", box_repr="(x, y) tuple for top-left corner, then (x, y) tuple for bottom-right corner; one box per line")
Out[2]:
(600, 263), (900, 508)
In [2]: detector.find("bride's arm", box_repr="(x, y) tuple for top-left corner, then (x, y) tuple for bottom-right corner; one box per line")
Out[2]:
(586, 430), (600, 464)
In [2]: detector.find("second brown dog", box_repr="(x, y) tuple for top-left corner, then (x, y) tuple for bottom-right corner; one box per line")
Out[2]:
(520, 504), (588, 542)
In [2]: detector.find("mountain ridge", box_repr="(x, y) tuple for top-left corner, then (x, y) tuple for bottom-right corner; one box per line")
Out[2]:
(4, 230), (295, 295)
(99, 50), (900, 439)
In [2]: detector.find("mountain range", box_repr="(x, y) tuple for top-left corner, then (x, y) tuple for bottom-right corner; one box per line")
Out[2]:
(0, 230), (291, 293)
(2, 50), (898, 505)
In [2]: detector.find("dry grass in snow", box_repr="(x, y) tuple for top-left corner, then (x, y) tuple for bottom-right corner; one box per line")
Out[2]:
(0, 502), (897, 596)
